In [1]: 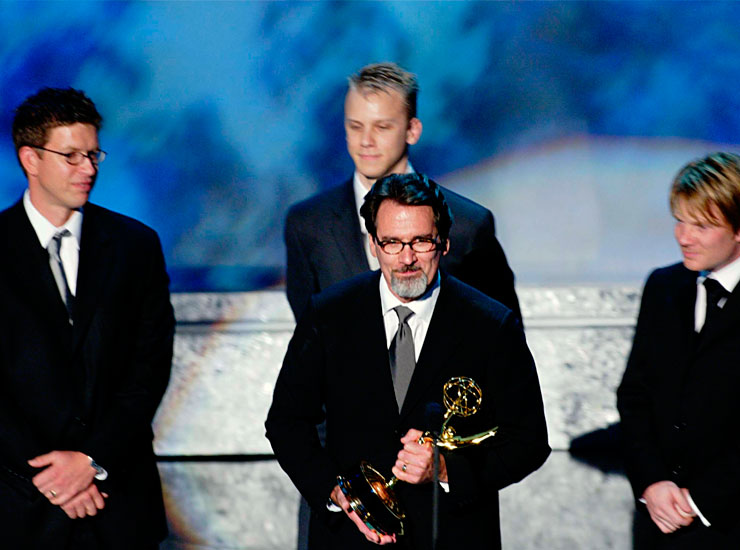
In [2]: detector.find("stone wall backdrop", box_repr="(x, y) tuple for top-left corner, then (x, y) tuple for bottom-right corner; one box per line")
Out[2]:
(153, 286), (642, 550)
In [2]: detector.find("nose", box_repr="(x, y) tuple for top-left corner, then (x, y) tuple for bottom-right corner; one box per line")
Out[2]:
(360, 127), (375, 147)
(398, 243), (417, 265)
(79, 155), (98, 175)
(675, 222), (693, 246)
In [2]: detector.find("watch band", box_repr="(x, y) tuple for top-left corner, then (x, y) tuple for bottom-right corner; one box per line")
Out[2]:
(87, 456), (108, 481)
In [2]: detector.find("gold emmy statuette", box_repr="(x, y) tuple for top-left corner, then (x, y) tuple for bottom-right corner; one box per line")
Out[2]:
(336, 376), (498, 536)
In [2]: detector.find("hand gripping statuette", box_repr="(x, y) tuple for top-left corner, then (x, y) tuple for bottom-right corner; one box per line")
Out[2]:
(336, 377), (498, 536)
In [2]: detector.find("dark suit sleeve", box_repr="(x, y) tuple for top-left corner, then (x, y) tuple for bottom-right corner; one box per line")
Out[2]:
(285, 206), (317, 322)
(80, 230), (174, 471)
(618, 271), (740, 527)
(617, 271), (669, 500)
(265, 299), (338, 516)
(689, 446), (740, 527)
(443, 313), (549, 507)
(454, 210), (521, 320)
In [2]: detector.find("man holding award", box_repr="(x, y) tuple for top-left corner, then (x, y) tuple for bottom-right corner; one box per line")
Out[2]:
(266, 173), (549, 549)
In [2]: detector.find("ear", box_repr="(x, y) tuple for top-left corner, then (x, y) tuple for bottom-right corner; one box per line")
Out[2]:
(406, 117), (422, 146)
(18, 146), (40, 177)
(369, 234), (379, 258)
(441, 239), (450, 256)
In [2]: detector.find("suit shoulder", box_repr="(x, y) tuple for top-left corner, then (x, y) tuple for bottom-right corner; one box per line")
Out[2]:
(439, 185), (492, 221)
(286, 181), (352, 222)
(85, 203), (161, 242)
(444, 274), (512, 324)
(0, 199), (23, 227)
(645, 262), (693, 287)
(311, 271), (377, 314)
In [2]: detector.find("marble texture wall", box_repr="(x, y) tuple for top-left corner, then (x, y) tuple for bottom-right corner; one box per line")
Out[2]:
(155, 286), (642, 550)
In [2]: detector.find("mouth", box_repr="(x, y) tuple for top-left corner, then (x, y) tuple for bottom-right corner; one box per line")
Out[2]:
(394, 267), (421, 277)
(358, 153), (380, 161)
(73, 181), (93, 192)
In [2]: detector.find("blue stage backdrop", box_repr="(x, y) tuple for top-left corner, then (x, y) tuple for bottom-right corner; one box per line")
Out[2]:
(2, 1), (740, 291)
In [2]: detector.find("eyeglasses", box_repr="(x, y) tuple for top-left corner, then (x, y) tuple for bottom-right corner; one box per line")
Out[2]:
(374, 237), (442, 255)
(33, 146), (106, 166)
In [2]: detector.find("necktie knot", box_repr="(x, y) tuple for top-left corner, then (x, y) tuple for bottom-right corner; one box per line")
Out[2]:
(394, 305), (414, 325)
(50, 229), (71, 259)
(704, 278), (729, 309)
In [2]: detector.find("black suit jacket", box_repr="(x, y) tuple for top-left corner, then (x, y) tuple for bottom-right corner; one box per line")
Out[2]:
(618, 263), (740, 537)
(266, 271), (549, 549)
(285, 179), (521, 321)
(0, 199), (175, 549)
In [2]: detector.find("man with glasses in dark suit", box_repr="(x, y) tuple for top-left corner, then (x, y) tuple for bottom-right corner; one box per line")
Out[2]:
(269, 173), (548, 549)
(0, 87), (174, 549)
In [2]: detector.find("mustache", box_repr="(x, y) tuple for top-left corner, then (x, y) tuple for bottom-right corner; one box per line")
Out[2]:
(393, 266), (421, 273)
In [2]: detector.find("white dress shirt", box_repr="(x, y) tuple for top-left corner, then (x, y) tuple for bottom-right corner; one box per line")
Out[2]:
(378, 269), (440, 361)
(694, 255), (740, 332)
(23, 189), (82, 295)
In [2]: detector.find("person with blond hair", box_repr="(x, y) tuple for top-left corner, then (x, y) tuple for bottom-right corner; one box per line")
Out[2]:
(618, 152), (740, 548)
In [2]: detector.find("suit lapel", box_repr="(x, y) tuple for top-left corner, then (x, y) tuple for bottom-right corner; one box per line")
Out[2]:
(72, 204), (114, 353)
(5, 201), (70, 323)
(660, 269), (700, 406)
(400, 276), (464, 420)
(329, 180), (370, 275)
(354, 273), (400, 417)
(696, 277), (740, 353)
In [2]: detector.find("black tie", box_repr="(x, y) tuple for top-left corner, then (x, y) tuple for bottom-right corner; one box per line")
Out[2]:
(49, 230), (74, 323)
(703, 278), (729, 331)
(389, 306), (416, 411)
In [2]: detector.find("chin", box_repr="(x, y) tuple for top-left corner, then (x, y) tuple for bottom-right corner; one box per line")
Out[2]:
(682, 259), (704, 272)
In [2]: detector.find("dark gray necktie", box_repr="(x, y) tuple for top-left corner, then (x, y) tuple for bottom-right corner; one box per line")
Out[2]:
(703, 278), (729, 331)
(389, 306), (416, 410)
(48, 229), (74, 323)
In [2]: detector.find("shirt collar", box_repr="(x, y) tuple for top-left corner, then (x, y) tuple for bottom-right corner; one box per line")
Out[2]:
(698, 254), (740, 294)
(23, 189), (83, 249)
(353, 160), (415, 235)
(378, 269), (440, 325)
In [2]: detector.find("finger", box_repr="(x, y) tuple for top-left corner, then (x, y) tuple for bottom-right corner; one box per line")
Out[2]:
(653, 517), (674, 534)
(396, 457), (413, 471)
(654, 515), (677, 533)
(75, 501), (88, 519)
(62, 504), (77, 519)
(364, 530), (381, 544)
(400, 429), (423, 444)
(32, 469), (58, 490)
(347, 510), (379, 543)
(28, 452), (55, 468)
(54, 492), (76, 507)
(84, 497), (97, 516)
(91, 489), (106, 509)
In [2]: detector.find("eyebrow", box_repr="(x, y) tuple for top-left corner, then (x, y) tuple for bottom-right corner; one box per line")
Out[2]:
(377, 232), (437, 241)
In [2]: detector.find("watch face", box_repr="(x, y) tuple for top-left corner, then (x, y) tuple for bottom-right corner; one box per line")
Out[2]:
(90, 458), (108, 480)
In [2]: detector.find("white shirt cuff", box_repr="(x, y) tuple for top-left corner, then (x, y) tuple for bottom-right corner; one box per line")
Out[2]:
(686, 492), (711, 527)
